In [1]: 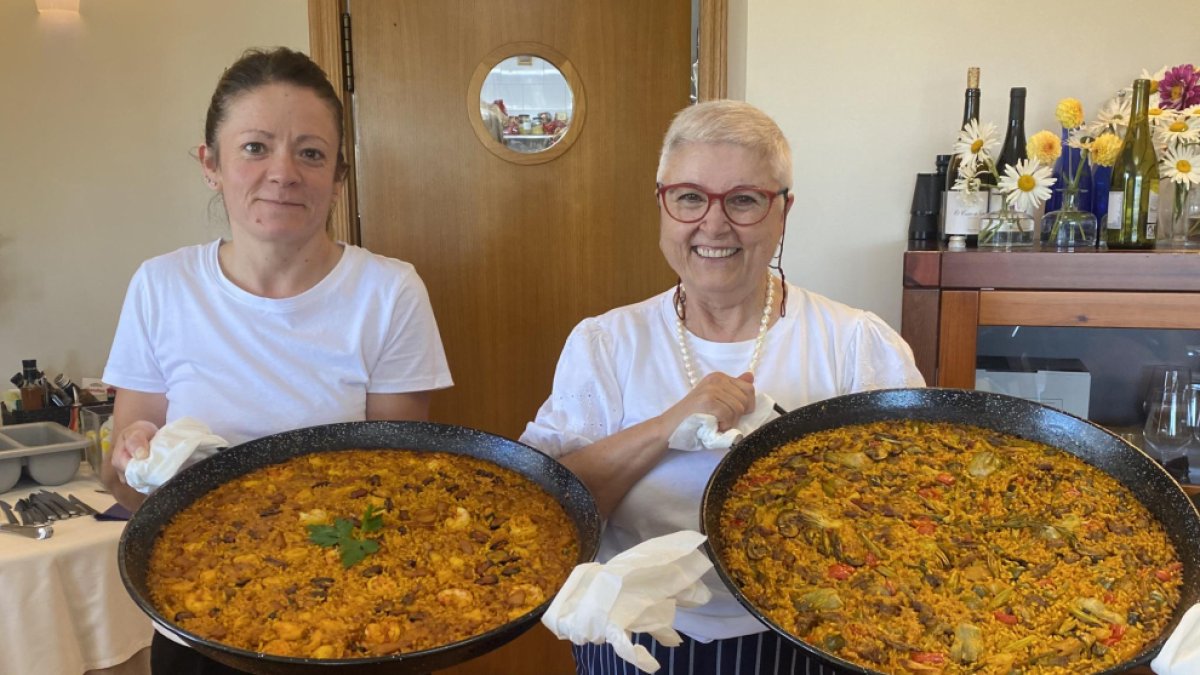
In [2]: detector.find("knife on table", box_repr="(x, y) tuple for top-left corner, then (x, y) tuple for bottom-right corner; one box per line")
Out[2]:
(68, 494), (100, 516)
(0, 500), (16, 525)
(32, 493), (69, 520)
(25, 495), (58, 521)
(14, 500), (35, 526)
(39, 491), (80, 518)
(21, 498), (52, 524)
(42, 487), (82, 514)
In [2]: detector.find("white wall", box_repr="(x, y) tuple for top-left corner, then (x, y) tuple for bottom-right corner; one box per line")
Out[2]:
(0, 0), (307, 385)
(733, 0), (1200, 330)
(5, 0), (1197, 388)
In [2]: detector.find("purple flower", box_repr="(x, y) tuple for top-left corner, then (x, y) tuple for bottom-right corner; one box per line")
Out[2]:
(1158, 64), (1200, 110)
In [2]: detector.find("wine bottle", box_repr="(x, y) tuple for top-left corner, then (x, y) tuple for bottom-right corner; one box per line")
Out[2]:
(941, 67), (984, 246)
(991, 87), (1028, 213)
(1106, 79), (1160, 249)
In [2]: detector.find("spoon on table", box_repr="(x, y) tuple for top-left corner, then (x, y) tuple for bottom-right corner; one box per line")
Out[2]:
(0, 523), (54, 540)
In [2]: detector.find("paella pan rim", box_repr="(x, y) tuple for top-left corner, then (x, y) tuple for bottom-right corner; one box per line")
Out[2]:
(117, 420), (601, 674)
(700, 387), (1200, 675)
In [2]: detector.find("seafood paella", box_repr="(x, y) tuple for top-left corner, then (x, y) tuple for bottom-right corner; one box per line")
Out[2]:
(147, 449), (578, 658)
(718, 420), (1183, 673)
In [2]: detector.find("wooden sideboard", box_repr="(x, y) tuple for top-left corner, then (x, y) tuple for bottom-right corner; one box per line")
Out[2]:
(901, 244), (1200, 500)
(902, 246), (1200, 387)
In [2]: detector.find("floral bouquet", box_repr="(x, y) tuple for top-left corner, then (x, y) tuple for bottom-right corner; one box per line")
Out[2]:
(950, 121), (1053, 247)
(1141, 64), (1200, 242)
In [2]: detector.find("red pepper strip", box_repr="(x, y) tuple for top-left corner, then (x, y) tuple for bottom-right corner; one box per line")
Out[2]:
(914, 519), (937, 535)
(1156, 568), (1174, 582)
(910, 652), (946, 665)
(935, 472), (955, 486)
(1101, 623), (1127, 647)
(993, 610), (1019, 625)
(828, 563), (854, 580)
(746, 475), (772, 486)
(917, 487), (942, 500)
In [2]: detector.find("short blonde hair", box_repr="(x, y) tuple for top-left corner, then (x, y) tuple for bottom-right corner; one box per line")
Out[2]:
(655, 100), (792, 188)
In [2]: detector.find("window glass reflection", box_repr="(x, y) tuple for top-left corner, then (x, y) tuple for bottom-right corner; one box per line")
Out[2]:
(479, 56), (573, 154)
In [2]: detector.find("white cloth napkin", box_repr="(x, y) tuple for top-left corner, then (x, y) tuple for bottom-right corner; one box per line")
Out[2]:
(667, 393), (779, 452)
(124, 417), (227, 494)
(1152, 604), (1200, 674)
(542, 530), (714, 674)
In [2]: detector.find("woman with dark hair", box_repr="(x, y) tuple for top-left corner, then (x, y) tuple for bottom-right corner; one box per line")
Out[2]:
(102, 48), (452, 673)
(521, 100), (924, 674)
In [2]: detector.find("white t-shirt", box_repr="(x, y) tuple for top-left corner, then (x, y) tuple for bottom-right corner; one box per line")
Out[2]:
(520, 283), (924, 642)
(104, 240), (453, 446)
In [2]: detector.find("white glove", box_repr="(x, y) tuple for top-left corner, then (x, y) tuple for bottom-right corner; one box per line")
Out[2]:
(124, 417), (227, 494)
(1152, 604), (1200, 674)
(667, 393), (779, 452)
(542, 531), (714, 674)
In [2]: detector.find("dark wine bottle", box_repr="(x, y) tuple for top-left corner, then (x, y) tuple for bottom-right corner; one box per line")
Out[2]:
(1106, 79), (1160, 249)
(941, 67), (984, 247)
(992, 87), (1028, 213)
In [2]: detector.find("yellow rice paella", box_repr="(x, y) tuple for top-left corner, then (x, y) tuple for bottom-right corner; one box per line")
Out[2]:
(147, 449), (578, 658)
(718, 420), (1183, 674)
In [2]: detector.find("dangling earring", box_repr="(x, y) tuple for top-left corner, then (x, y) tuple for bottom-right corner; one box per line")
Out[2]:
(772, 225), (788, 318)
(672, 277), (687, 321)
(206, 177), (217, 188)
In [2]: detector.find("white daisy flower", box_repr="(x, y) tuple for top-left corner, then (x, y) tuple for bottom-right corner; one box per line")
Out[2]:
(1162, 145), (1200, 186)
(1157, 115), (1200, 147)
(1148, 106), (1176, 127)
(1066, 128), (1093, 150)
(952, 119), (999, 164)
(952, 159), (987, 199)
(998, 158), (1054, 213)
(1092, 95), (1131, 136)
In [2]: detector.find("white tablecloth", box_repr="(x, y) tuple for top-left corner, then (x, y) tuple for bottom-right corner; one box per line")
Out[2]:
(0, 464), (153, 675)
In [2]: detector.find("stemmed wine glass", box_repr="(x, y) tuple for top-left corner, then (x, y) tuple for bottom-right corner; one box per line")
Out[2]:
(1143, 367), (1192, 481)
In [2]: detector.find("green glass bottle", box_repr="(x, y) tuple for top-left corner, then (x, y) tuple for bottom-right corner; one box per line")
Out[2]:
(1105, 79), (1159, 249)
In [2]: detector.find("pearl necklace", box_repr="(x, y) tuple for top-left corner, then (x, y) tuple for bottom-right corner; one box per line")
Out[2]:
(676, 275), (775, 388)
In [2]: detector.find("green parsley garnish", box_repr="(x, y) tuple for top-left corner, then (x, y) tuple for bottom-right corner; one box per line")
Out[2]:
(306, 504), (384, 568)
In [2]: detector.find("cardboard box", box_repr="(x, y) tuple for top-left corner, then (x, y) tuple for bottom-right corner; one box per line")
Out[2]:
(975, 356), (1091, 419)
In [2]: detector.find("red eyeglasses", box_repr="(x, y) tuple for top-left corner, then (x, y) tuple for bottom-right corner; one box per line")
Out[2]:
(656, 182), (790, 226)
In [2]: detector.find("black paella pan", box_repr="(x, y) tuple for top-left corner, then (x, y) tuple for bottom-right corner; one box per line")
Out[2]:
(700, 387), (1200, 675)
(119, 420), (601, 675)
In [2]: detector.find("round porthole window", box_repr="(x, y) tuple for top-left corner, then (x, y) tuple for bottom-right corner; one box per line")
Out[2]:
(468, 42), (586, 165)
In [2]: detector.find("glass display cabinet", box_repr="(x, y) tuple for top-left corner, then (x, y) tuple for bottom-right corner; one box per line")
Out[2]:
(902, 246), (1200, 498)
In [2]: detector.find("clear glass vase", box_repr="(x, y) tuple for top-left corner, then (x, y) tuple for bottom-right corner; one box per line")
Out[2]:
(1041, 188), (1098, 251)
(979, 206), (1036, 249)
(1176, 183), (1200, 247)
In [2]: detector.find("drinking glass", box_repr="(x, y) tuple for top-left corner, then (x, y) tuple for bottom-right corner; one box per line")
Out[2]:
(1143, 367), (1191, 481)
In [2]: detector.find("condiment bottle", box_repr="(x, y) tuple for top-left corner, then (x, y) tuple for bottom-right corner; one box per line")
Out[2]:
(19, 359), (45, 411)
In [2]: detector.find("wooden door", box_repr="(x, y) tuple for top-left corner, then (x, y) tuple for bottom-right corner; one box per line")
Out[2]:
(351, 0), (689, 439)
(343, 2), (691, 672)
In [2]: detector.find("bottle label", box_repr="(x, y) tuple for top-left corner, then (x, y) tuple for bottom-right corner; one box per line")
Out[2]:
(1107, 193), (1124, 230)
(943, 190), (986, 235)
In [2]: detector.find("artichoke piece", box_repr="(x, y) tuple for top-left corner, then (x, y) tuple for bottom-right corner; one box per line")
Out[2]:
(1068, 597), (1126, 627)
(792, 588), (843, 612)
(968, 451), (1002, 478)
(950, 623), (983, 664)
(825, 451), (868, 470)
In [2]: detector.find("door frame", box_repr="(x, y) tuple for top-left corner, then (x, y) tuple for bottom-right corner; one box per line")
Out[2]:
(307, 0), (728, 245)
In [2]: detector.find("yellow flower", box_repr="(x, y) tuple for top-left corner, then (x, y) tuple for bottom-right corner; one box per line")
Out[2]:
(1090, 133), (1122, 167)
(1027, 130), (1062, 164)
(1055, 98), (1084, 129)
